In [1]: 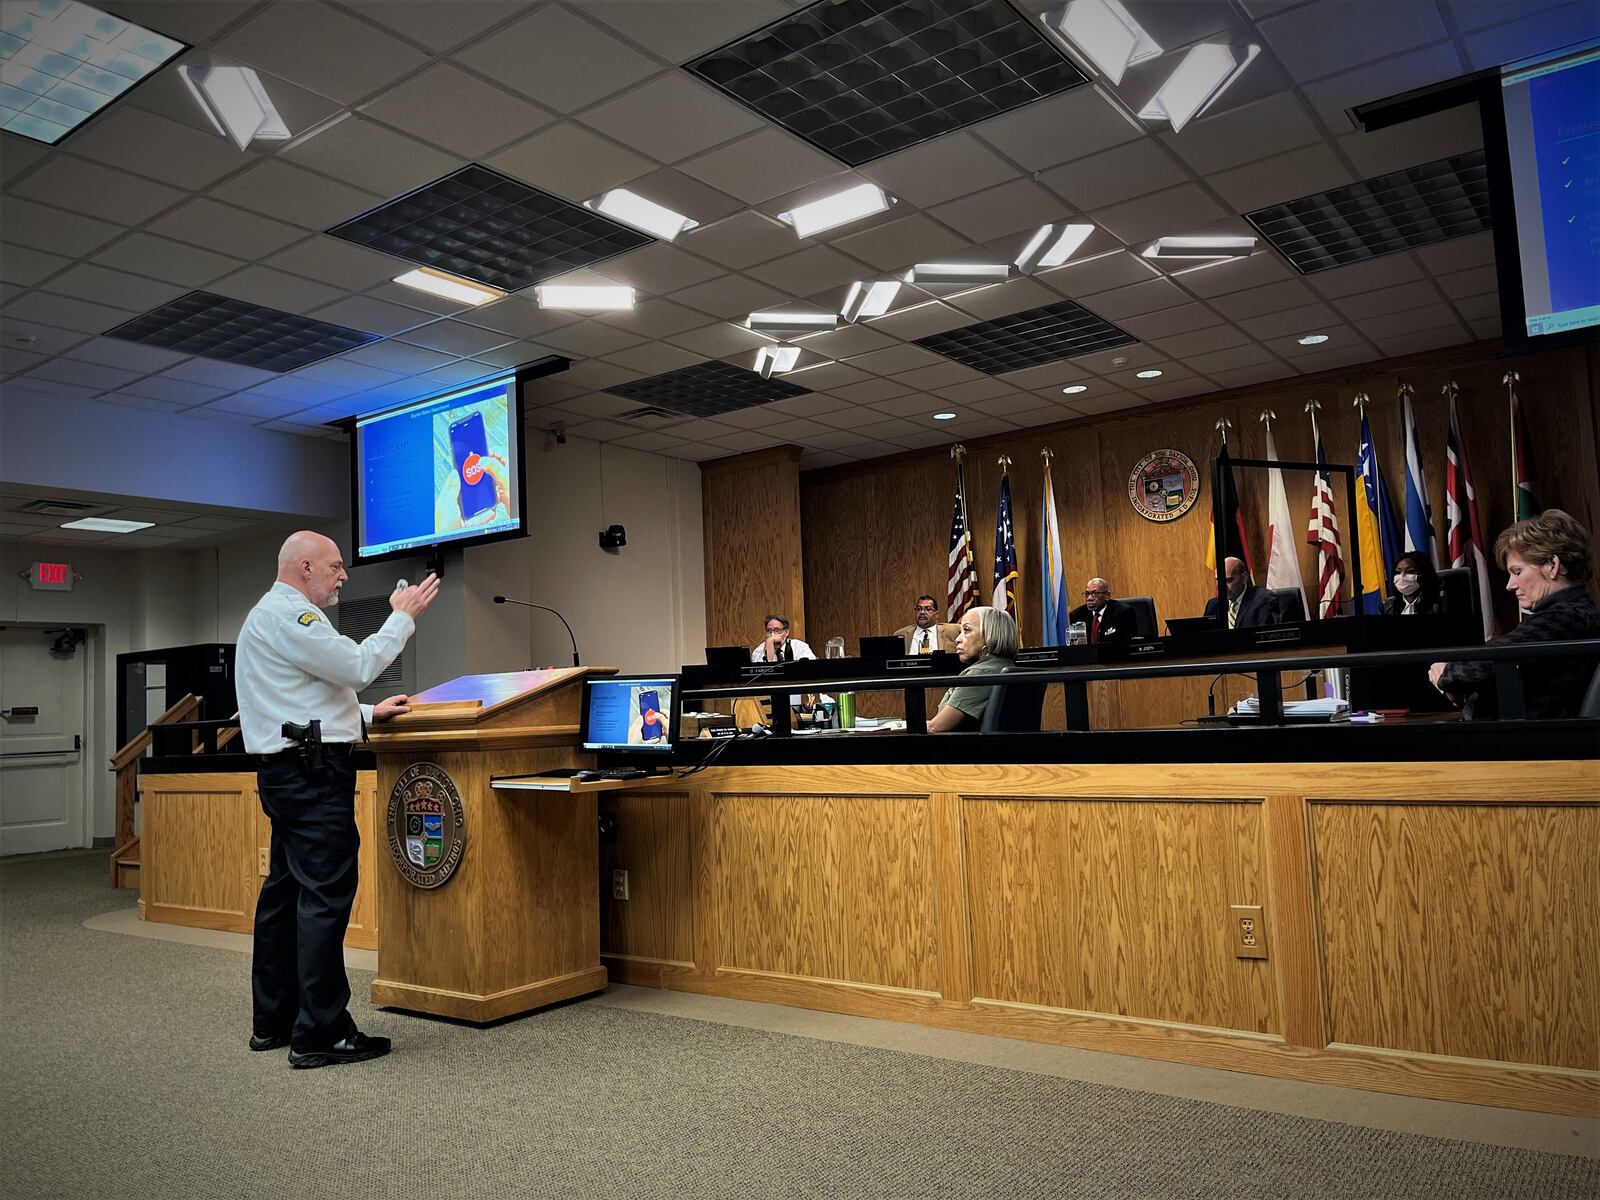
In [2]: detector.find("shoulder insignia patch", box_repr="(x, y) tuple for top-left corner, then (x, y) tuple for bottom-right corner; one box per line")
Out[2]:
(297, 611), (320, 626)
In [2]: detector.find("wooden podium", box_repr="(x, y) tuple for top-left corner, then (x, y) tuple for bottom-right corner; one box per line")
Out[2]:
(364, 667), (613, 1022)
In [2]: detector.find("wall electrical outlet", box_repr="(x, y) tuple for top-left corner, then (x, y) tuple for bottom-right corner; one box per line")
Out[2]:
(611, 868), (629, 902)
(1231, 904), (1268, 959)
(258, 847), (270, 877)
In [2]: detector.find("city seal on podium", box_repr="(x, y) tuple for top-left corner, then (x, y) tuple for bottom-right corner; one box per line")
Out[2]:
(386, 762), (467, 889)
(1128, 449), (1200, 522)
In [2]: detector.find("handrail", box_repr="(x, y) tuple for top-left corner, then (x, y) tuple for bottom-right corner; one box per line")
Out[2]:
(108, 692), (203, 887)
(109, 693), (199, 770)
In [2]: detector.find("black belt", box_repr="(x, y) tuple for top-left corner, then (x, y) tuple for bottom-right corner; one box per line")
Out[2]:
(255, 743), (355, 765)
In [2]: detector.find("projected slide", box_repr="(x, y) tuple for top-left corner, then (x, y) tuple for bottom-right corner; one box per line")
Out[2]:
(585, 679), (674, 751)
(356, 377), (520, 559)
(1503, 47), (1600, 338)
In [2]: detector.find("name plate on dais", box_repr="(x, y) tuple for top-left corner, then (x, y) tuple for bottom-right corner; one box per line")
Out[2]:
(387, 762), (467, 889)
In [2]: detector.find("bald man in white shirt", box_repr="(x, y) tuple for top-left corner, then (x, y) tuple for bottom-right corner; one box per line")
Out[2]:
(236, 531), (438, 1068)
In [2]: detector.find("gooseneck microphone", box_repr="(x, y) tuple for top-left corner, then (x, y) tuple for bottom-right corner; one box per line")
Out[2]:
(492, 595), (580, 667)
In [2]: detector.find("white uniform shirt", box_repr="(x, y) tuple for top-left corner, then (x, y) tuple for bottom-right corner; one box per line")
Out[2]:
(236, 582), (415, 754)
(750, 637), (815, 663)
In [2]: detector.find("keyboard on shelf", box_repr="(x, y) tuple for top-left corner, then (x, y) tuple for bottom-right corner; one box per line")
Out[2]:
(574, 768), (651, 781)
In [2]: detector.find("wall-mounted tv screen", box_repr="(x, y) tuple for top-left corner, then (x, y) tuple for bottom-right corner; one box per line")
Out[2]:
(352, 374), (526, 563)
(1487, 44), (1600, 349)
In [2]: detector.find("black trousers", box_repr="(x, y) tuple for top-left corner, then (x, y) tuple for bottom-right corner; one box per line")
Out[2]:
(251, 749), (360, 1051)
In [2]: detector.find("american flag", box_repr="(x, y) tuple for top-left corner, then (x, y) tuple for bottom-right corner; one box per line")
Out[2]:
(1446, 391), (1493, 640)
(991, 467), (1018, 622)
(946, 454), (979, 620)
(1305, 414), (1345, 618)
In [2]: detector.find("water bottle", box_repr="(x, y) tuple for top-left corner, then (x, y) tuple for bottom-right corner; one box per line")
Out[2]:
(1068, 620), (1087, 646)
(838, 691), (856, 729)
(825, 636), (845, 659)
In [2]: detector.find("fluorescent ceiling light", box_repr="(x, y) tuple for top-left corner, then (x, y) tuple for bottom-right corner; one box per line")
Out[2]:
(906, 263), (1015, 287)
(1039, 0), (1160, 85)
(179, 64), (287, 151)
(0, 0), (185, 145)
(1015, 223), (1095, 271)
(60, 517), (153, 533)
(584, 189), (698, 242)
(1139, 43), (1260, 133)
(746, 310), (839, 334)
(394, 267), (505, 307)
(1298, 333), (1330, 345)
(777, 183), (895, 238)
(754, 344), (801, 379)
(1135, 369), (1163, 379)
(840, 280), (903, 322)
(1141, 235), (1257, 260)
(1062, 384), (1088, 394)
(933, 412), (957, 421)
(535, 285), (635, 311)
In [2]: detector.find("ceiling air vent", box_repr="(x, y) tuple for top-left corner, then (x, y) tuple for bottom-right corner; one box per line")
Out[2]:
(19, 498), (100, 517)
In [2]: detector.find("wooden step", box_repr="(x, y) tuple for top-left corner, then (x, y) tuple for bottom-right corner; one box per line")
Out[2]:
(110, 838), (139, 891)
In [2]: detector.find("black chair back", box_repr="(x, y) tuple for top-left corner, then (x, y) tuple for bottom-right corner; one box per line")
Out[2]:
(1581, 663), (1600, 719)
(1270, 588), (1306, 623)
(979, 668), (1047, 733)
(1437, 567), (1475, 616)
(1117, 595), (1158, 639)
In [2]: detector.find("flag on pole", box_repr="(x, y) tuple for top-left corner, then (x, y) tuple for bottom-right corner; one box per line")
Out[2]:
(946, 447), (979, 621)
(1306, 407), (1345, 618)
(1354, 401), (1404, 613)
(1400, 386), (1437, 566)
(991, 458), (1019, 625)
(1039, 450), (1068, 646)
(1206, 439), (1252, 573)
(1445, 387), (1493, 640)
(1509, 374), (1539, 520)
(1262, 418), (1307, 620)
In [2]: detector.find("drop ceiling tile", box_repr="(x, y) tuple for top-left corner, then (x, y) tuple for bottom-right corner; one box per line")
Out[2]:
(858, 131), (1022, 209)
(930, 179), (1070, 243)
(1159, 91), (1322, 177)
(283, 117), (464, 199)
(396, 320), (515, 357)
(844, 344), (944, 376)
(1169, 253), (1294, 299)
(1038, 139), (1190, 213)
(67, 107), (249, 190)
(215, 2), (430, 105)
(210, 266), (345, 316)
(669, 273), (785, 320)
(1182, 342), (1281, 374)
(159, 355), (295, 389)
(1119, 303), (1227, 341)
(763, 416), (837, 441)
(1301, 253), (1426, 300)
(205, 392), (311, 419)
(559, 361), (646, 391)
(0, 198), (123, 257)
(796, 323), (899, 361)
(1148, 323), (1254, 359)
(947, 276), (1056, 322)
(1354, 305), (1464, 339)
(583, 0), (786, 64)
(92, 234), (245, 289)
(776, 361), (871, 391)
(1206, 362), (1292, 389)
(455, 3), (661, 113)
(865, 300), (973, 341)
(533, 320), (652, 358)
(261, 238), (401, 292)
(1373, 326), (1471, 357)
(463, 298), (579, 341)
(679, 211), (795, 270)
(972, 85), (1142, 173)
(1454, 293), (1500, 322)
(421, 360), (504, 388)
(1071, 341), (1166, 375)
(614, 167), (746, 230)
(146, 199), (306, 260)
(62, 336), (188, 374)
(0, 139), (46, 186)
(710, 402), (790, 429)
(1332, 280), (1448, 322)
(664, 320), (770, 359)
(289, 359), (405, 391)
(1237, 303), (1341, 341)
(1460, 3), (1598, 71)
(1288, 342), (1381, 373)
(1038, 250), (1157, 299)
(994, 359), (1092, 390)
(310, 295), (433, 337)
(831, 213), (969, 273)
(1088, 183), (1231, 247)
(3, 377), (99, 400)
(600, 243), (726, 295)
(898, 361), (986, 390)
(0, 244), (70, 288)
(745, 245), (865, 295)
(1336, 106), (1483, 180)
(863, 391), (948, 419)
(798, 428), (871, 452)
(361, 62), (555, 158)
(20, 359), (141, 392)
(334, 0), (523, 51)
(489, 121), (654, 205)
(815, 402), (903, 430)
(1208, 279), (1321, 321)
(3, 291), (137, 334)
(341, 341), (460, 374)
(1414, 231), (1495, 275)
(593, 298), (712, 340)
(936, 377), (1019, 405)
(847, 417), (922, 443)
(1299, 43), (1465, 129)
(207, 160), (383, 232)
(762, 391), (852, 419)
(0, 318), (89, 356)
(603, 341), (705, 375)
(678, 127), (844, 206)
(10, 157), (186, 225)
(1466, 316), (1501, 341)
(1078, 277), (1187, 321)
(0, 346), (46, 375)
(1257, 0), (1449, 82)
(580, 72), (764, 164)
(832, 378), (914, 404)
(1209, 144), (1356, 213)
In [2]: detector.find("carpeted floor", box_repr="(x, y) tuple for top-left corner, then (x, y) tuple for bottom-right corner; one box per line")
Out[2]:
(3, 852), (1596, 1200)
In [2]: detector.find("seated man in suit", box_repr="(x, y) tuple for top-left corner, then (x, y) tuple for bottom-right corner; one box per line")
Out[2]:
(1067, 578), (1134, 644)
(895, 595), (959, 655)
(1202, 557), (1277, 629)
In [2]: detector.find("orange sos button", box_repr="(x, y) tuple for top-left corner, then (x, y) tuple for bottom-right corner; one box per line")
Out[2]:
(462, 453), (484, 485)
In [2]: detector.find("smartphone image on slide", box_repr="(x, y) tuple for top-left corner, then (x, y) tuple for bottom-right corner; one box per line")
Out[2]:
(448, 410), (497, 523)
(638, 690), (663, 742)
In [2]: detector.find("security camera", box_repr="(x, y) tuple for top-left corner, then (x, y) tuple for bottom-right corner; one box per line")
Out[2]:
(550, 422), (568, 445)
(598, 523), (626, 551)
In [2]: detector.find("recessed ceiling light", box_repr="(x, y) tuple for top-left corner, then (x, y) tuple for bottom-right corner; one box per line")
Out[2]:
(906, 263), (1015, 287)
(1062, 384), (1088, 394)
(746, 310), (839, 334)
(584, 188), (698, 242)
(1039, 0), (1161, 85)
(933, 412), (957, 421)
(1016, 223), (1096, 272)
(1135, 369), (1164, 379)
(1142, 235), (1257, 260)
(753, 344), (801, 379)
(60, 517), (153, 533)
(535, 285), (635, 311)
(0, 1), (186, 145)
(1139, 43), (1260, 133)
(179, 63), (287, 151)
(841, 280), (903, 322)
(777, 183), (895, 238)
(1298, 333), (1331, 345)
(394, 267), (505, 307)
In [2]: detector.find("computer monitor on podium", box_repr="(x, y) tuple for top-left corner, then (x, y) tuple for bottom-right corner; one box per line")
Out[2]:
(580, 674), (677, 756)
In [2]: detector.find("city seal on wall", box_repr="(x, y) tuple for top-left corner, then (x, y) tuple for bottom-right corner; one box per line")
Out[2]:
(1128, 449), (1201, 522)
(386, 762), (467, 889)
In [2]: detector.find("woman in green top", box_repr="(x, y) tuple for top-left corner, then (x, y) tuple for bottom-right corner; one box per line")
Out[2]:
(927, 605), (1018, 733)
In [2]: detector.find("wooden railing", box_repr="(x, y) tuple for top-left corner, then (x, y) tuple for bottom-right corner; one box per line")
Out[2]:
(107, 694), (207, 888)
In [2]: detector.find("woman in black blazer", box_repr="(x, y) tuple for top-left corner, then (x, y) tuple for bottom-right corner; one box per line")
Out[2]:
(1382, 553), (1442, 616)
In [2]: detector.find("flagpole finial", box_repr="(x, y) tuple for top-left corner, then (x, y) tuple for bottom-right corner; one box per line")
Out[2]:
(997, 453), (1012, 471)
(1502, 370), (1520, 396)
(1397, 382), (1415, 401)
(1304, 397), (1322, 413)
(1258, 409), (1276, 430)
(951, 443), (966, 463)
(1040, 446), (1054, 463)
(1215, 415), (1232, 445)
(1353, 391), (1369, 415)
(1442, 380), (1459, 402)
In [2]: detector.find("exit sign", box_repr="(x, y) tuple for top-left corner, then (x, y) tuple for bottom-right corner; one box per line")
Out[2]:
(30, 562), (73, 591)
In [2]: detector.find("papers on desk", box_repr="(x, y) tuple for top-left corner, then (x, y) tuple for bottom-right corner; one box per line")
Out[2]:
(1230, 697), (1348, 718)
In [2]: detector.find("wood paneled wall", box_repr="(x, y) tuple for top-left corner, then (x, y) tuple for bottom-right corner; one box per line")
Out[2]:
(779, 340), (1600, 726)
(700, 445), (805, 649)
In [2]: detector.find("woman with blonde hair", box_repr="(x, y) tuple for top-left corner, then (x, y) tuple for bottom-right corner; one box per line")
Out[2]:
(927, 605), (1018, 732)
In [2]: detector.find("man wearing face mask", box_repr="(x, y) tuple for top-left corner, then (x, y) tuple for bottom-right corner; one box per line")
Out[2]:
(1382, 554), (1442, 616)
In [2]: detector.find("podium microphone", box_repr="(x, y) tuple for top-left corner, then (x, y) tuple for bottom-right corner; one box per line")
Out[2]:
(492, 595), (580, 667)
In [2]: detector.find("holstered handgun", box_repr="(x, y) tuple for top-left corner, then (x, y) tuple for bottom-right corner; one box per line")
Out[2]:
(280, 719), (324, 768)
